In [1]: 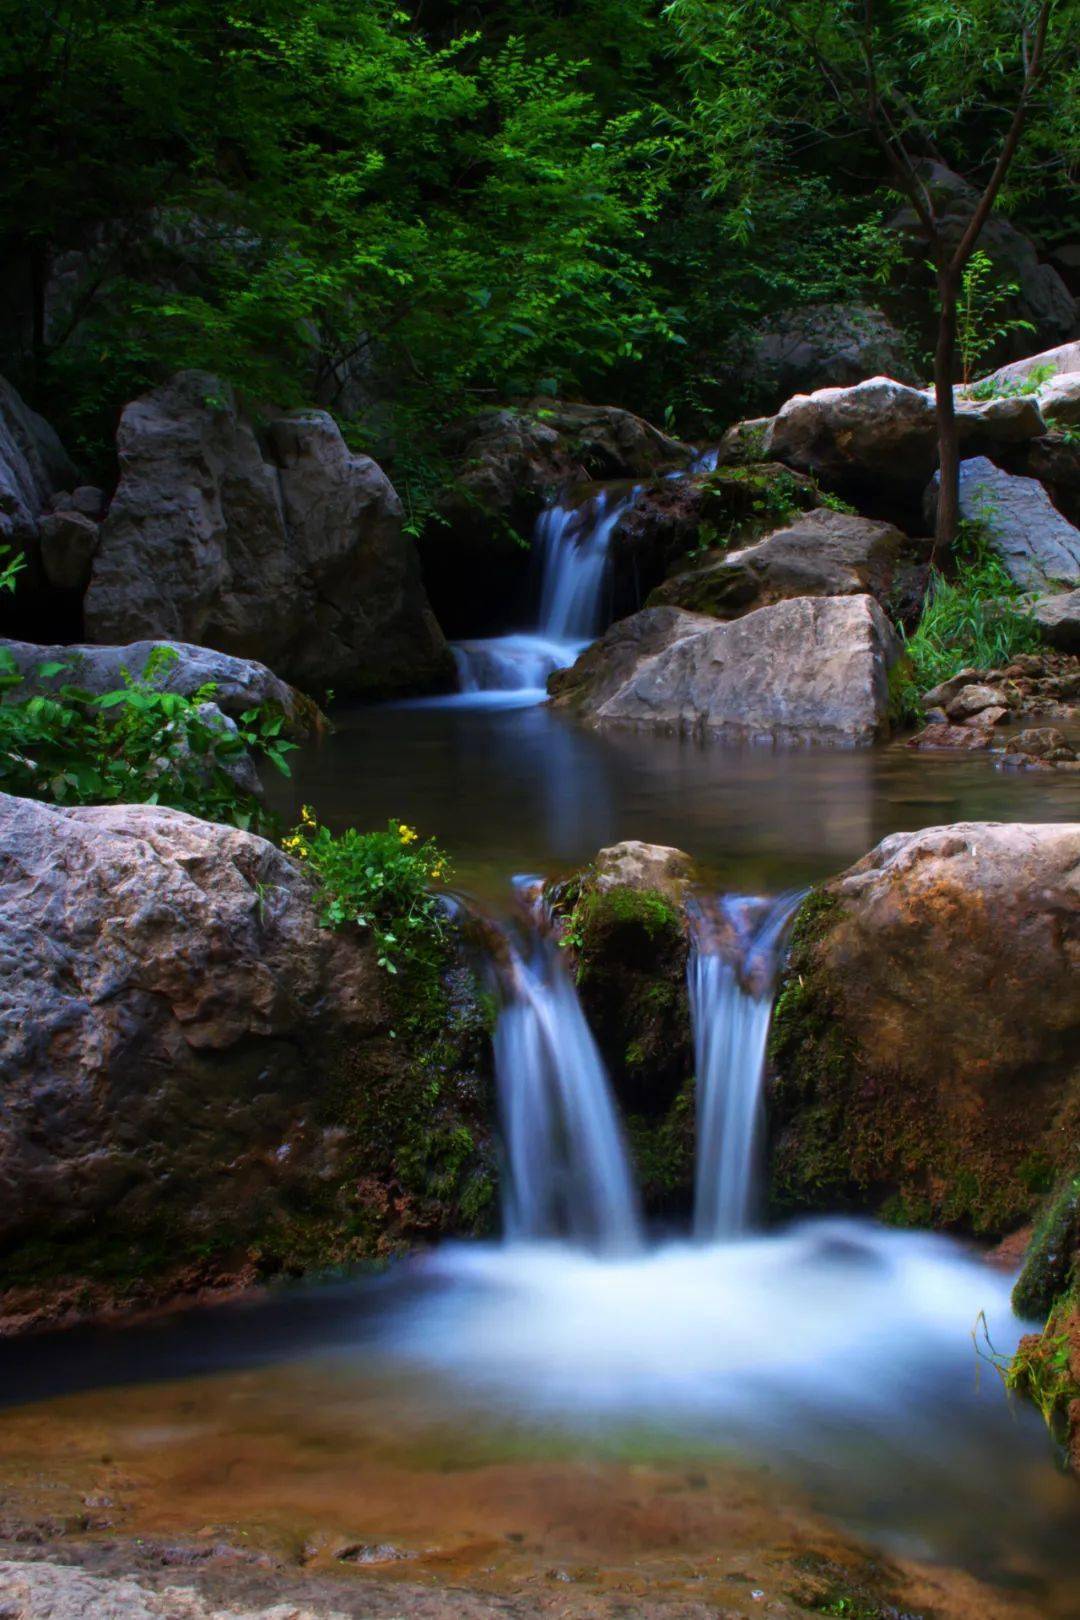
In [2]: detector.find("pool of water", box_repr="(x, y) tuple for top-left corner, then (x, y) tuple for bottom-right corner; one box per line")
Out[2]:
(269, 700), (1078, 904)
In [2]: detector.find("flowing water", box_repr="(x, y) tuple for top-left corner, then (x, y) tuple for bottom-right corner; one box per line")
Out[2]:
(448, 483), (643, 702)
(493, 926), (640, 1251)
(689, 893), (804, 1239)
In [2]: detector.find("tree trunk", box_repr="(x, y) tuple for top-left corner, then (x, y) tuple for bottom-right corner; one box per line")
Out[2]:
(933, 268), (960, 554)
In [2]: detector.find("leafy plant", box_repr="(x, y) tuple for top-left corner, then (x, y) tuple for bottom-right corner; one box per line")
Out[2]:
(0, 645), (293, 831)
(0, 545), (24, 593)
(892, 517), (1042, 724)
(955, 250), (1035, 386)
(283, 809), (450, 974)
(967, 359), (1057, 401)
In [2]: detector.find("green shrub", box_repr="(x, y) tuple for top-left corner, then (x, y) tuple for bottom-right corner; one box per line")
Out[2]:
(283, 810), (450, 974)
(0, 645), (293, 832)
(891, 521), (1042, 725)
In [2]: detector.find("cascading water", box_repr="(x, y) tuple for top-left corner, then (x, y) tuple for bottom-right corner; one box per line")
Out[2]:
(448, 483), (642, 703)
(493, 920), (641, 1252)
(688, 893), (803, 1239)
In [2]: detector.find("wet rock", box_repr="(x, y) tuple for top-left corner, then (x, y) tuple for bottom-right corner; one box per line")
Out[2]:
(0, 795), (493, 1331)
(649, 510), (908, 619)
(36, 509), (99, 591)
(944, 683), (1005, 722)
(1003, 728), (1077, 767)
(1033, 588), (1080, 651)
(905, 722), (995, 751)
(554, 595), (899, 748)
(927, 456), (1080, 591)
(0, 1558), (342, 1618)
(84, 372), (449, 698)
(0, 638), (318, 736)
(769, 822), (1080, 1234)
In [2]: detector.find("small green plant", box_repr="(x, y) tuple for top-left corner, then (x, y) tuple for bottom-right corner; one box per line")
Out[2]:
(892, 517), (1042, 724)
(0, 545), (25, 593)
(955, 249), (1035, 385)
(967, 359), (1057, 401)
(0, 645), (293, 831)
(283, 809), (450, 974)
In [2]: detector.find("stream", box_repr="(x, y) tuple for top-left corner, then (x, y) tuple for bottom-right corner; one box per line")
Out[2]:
(3, 481), (1079, 1618)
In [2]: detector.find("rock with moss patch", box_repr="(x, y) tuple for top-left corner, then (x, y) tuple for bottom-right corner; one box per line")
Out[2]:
(0, 794), (493, 1332)
(768, 822), (1080, 1235)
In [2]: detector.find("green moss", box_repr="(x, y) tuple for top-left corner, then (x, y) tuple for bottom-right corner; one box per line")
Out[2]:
(1013, 1172), (1080, 1319)
(1007, 1289), (1080, 1444)
(625, 1077), (696, 1207)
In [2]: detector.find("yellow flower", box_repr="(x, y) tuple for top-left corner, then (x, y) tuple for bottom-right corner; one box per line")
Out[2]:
(397, 822), (418, 845)
(300, 804), (317, 827)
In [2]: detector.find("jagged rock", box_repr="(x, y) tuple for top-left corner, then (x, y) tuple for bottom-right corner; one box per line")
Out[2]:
(1034, 588), (1080, 651)
(930, 456), (1080, 590)
(738, 301), (917, 403)
(649, 509), (908, 618)
(769, 822), (1080, 1234)
(83, 372), (449, 697)
(0, 637), (317, 733)
(0, 374), (77, 550)
(37, 509), (99, 590)
(0, 795), (493, 1332)
(553, 594), (899, 747)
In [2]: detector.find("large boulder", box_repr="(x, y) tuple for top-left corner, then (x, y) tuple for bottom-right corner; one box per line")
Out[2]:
(649, 509), (911, 618)
(0, 375), (76, 553)
(0, 795), (493, 1330)
(0, 637), (319, 733)
(552, 595), (899, 747)
(759, 377), (1045, 516)
(929, 456), (1080, 590)
(985, 340), (1080, 390)
(738, 301), (918, 406)
(769, 822), (1080, 1234)
(83, 372), (450, 698)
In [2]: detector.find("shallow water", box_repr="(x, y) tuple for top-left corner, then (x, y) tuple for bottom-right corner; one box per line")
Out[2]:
(269, 700), (1079, 904)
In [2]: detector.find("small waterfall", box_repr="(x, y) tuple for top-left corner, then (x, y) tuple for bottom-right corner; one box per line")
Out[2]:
(535, 484), (640, 641)
(450, 634), (571, 701)
(494, 927), (641, 1252)
(689, 894), (802, 1240)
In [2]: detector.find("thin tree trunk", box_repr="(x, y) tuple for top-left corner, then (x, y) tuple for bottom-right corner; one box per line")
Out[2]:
(933, 267), (960, 553)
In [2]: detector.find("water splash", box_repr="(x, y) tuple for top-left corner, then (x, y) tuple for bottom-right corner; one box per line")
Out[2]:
(689, 893), (803, 1239)
(493, 925), (641, 1253)
(535, 484), (640, 640)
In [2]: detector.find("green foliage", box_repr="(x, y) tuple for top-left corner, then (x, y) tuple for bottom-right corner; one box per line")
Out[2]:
(283, 810), (450, 974)
(892, 518), (1042, 723)
(955, 249), (1034, 385)
(0, 545), (24, 593)
(967, 359), (1057, 401)
(0, 645), (292, 831)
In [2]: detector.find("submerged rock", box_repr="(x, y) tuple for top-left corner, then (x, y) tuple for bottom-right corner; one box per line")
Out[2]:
(0, 795), (493, 1331)
(769, 822), (1080, 1235)
(552, 594), (899, 747)
(83, 371), (450, 697)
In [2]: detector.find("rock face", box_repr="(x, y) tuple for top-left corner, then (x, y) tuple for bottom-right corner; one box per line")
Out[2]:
(552, 595), (899, 747)
(0, 795), (493, 1330)
(0, 374), (76, 552)
(740, 301), (917, 404)
(942, 456), (1080, 590)
(649, 509), (909, 618)
(83, 372), (449, 697)
(0, 637), (318, 733)
(769, 822), (1080, 1234)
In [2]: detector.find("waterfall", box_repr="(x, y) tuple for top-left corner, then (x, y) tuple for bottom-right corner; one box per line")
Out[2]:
(494, 929), (641, 1252)
(448, 483), (641, 702)
(689, 894), (802, 1240)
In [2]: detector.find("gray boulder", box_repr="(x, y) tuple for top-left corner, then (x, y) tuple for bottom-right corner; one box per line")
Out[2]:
(83, 372), (450, 697)
(0, 637), (318, 733)
(554, 594), (899, 746)
(1033, 589), (1080, 651)
(926, 456), (1080, 590)
(0, 374), (77, 552)
(983, 340), (1080, 389)
(741, 301), (917, 402)
(548, 605), (715, 712)
(649, 509), (908, 618)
